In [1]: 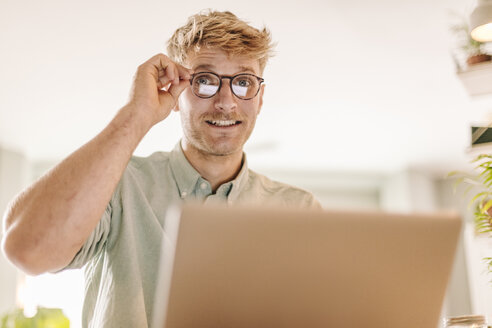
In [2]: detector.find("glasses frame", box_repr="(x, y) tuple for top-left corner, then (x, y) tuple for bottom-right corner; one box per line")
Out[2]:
(189, 71), (265, 100)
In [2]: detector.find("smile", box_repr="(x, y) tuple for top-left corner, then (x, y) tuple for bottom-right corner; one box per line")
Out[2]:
(206, 120), (241, 127)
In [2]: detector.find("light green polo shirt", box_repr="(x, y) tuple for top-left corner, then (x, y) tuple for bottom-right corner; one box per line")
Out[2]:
(64, 142), (320, 328)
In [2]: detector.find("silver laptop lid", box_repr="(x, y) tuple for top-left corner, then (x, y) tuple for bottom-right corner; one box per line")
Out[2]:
(152, 204), (461, 328)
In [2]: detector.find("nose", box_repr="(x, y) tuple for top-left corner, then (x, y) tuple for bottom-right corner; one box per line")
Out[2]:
(214, 79), (237, 112)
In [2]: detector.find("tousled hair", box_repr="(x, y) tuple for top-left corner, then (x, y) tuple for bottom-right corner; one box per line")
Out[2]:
(167, 10), (275, 72)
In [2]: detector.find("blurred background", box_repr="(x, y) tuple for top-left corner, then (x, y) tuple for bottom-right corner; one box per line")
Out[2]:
(1, 0), (492, 326)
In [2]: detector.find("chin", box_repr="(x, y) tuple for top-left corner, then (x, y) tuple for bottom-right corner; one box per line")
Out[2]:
(203, 139), (244, 157)
(206, 145), (241, 157)
(184, 132), (247, 157)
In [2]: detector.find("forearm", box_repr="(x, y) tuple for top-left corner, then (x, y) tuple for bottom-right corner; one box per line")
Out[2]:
(2, 104), (150, 275)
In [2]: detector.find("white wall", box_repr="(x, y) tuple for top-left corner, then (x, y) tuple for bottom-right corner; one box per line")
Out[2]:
(0, 147), (29, 315)
(259, 169), (383, 210)
(380, 170), (438, 213)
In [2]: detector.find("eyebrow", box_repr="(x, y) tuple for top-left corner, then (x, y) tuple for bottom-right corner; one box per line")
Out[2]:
(193, 64), (258, 75)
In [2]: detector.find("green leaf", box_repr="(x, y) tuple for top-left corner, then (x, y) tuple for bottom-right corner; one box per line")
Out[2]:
(469, 191), (492, 208)
(472, 154), (492, 162)
(484, 175), (492, 188)
(482, 198), (492, 212)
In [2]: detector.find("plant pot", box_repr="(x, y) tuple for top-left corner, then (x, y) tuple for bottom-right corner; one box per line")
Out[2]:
(467, 54), (492, 66)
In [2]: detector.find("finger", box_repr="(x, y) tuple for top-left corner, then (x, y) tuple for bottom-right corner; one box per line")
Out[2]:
(165, 67), (175, 83)
(147, 53), (174, 83)
(147, 54), (192, 83)
(155, 79), (189, 107)
(172, 66), (180, 85)
(159, 71), (191, 90)
(164, 79), (190, 106)
(176, 63), (193, 80)
(163, 62), (176, 84)
(140, 54), (170, 81)
(158, 75), (172, 89)
(159, 80), (190, 109)
(157, 90), (175, 110)
(139, 53), (191, 91)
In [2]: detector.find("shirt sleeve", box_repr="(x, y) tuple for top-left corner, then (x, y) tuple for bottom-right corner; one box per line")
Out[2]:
(62, 202), (112, 270)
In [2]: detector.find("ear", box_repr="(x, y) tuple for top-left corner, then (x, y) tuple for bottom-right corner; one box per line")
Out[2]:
(257, 84), (265, 115)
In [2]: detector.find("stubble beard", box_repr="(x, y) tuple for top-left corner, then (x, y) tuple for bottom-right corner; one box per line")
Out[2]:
(183, 116), (256, 158)
(186, 128), (243, 157)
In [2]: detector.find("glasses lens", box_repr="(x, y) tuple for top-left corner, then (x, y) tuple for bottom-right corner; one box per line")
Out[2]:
(232, 74), (259, 99)
(192, 73), (220, 98)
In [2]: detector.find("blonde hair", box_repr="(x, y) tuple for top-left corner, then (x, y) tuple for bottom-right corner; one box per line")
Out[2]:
(167, 10), (275, 72)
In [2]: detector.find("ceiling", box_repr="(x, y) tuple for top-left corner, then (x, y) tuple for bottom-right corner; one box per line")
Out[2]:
(1, 0), (490, 177)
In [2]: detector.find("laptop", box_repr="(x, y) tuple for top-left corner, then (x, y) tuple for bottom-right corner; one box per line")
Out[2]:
(152, 204), (461, 328)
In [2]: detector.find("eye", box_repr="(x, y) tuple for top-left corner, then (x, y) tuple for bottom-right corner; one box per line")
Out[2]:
(193, 73), (220, 87)
(197, 77), (210, 85)
(234, 76), (254, 87)
(237, 79), (250, 87)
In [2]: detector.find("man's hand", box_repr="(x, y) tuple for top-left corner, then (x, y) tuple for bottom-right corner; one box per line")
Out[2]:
(128, 54), (192, 127)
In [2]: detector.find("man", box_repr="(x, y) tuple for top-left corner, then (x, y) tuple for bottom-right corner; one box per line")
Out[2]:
(2, 10), (320, 327)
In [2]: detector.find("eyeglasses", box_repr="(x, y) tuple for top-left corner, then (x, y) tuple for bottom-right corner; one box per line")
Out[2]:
(190, 72), (264, 100)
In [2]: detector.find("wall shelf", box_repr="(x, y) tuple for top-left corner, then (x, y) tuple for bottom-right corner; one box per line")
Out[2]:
(457, 61), (492, 96)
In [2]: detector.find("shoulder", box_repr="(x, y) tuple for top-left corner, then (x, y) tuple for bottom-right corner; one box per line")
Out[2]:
(122, 151), (172, 179)
(111, 151), (173, 196)
(248, 169), (302, 193)
(128, 151), (171, 171)
(245, 170), (322, 209)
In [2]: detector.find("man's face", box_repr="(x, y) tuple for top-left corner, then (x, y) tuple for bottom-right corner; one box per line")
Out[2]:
(176, 48), (264, 157)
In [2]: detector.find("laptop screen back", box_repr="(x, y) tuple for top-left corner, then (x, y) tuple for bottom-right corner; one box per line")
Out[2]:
(152, 204), (461, 328)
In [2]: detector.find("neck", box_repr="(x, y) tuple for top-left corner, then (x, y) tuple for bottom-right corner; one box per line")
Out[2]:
(180, 140), (244, 192)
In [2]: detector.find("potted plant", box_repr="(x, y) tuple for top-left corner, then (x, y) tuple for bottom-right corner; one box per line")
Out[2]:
(450, 15), (491, 67)
(0, 307), (69, 328)
(450, 154), (492, 277)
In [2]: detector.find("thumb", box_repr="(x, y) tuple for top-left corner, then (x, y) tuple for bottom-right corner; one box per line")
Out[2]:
(168, 79), (190, 103)
(156, 80), (189, 112)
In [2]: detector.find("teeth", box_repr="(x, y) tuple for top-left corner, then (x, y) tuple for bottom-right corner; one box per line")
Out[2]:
(209, 120), (237, 127)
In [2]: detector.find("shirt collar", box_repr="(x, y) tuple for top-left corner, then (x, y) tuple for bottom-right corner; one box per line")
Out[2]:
(169, 142), (202, 199)
(169, 141), (249, 202)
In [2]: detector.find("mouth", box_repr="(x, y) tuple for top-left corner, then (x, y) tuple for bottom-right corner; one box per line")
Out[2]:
(205, 120), (242, 127)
